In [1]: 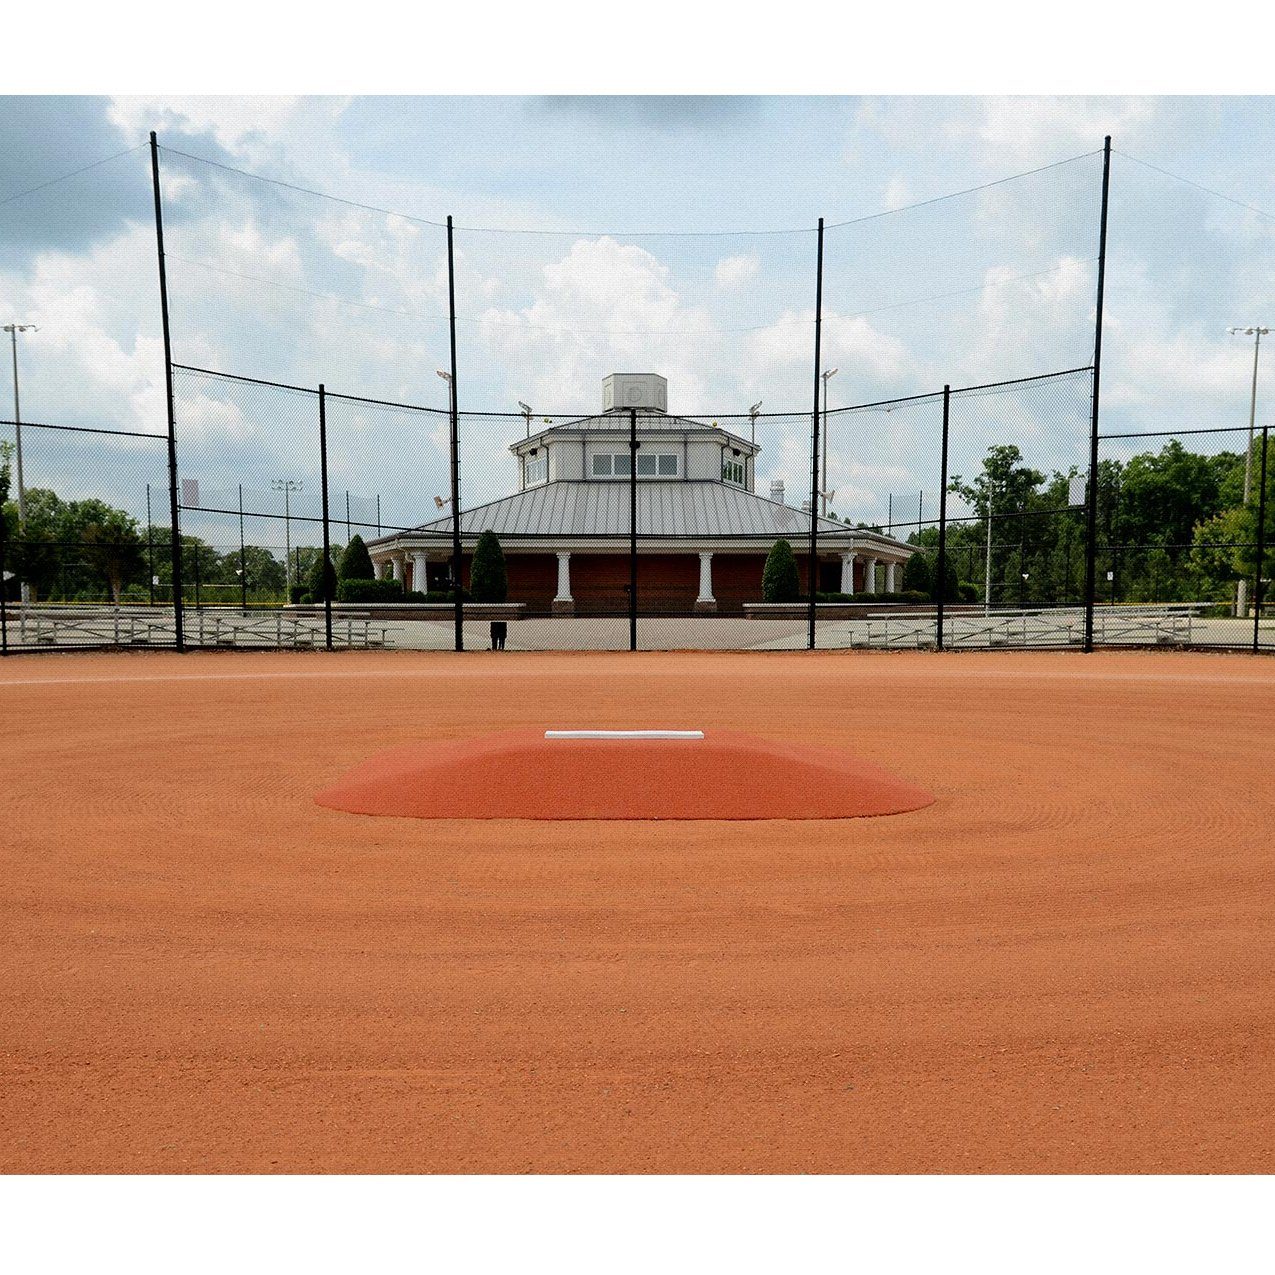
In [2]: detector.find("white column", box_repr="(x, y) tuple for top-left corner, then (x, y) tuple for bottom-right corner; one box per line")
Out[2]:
(885, 561), (898, 593)
(554, 552), (572, 603)
(696, 552), (715, 605)
(411, 550), (429, 593)
(372, 558), (385, 580)
(840, 551), (856, 595)
(865, 558), (878, 593)
(391, 555), (404, 583)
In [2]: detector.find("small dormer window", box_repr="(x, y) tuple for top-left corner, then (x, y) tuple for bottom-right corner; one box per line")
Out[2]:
(525, 453), (547, 486)
(722, 455), (745, 486)
(593, 451), (678, 479)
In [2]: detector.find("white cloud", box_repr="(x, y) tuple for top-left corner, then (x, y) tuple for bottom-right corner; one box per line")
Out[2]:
(883, 177), (913, 211)
(478, 236), (719, 410)
(714, 253), (760, 288)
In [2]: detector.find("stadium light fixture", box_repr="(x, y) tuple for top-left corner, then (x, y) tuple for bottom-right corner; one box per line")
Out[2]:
(749, 401), (762, 445)
(518, 400), (533, 436)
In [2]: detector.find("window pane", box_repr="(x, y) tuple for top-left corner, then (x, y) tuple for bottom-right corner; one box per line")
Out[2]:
(637, 454), (657, 475)
(592, 454), (612, 477)
(657, 454), (678, 475)
(614, 454), (632, 476)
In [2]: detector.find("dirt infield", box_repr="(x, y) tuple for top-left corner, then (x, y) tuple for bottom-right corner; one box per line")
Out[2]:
(2, 649), (1273, 1173)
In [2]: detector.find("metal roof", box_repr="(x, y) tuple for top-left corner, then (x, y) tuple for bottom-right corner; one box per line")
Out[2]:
(372, 480), (910, 548)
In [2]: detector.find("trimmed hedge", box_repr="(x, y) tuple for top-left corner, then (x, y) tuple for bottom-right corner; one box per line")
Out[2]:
(336, 577), (404, 603)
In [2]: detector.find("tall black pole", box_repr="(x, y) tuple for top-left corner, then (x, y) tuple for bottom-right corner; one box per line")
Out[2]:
(808, 217), (825, 651)
(1083, 136), (1112, 653)
(149, 132), (185, 651)
(936, 385), (951, 651)
(319, 384), (333, 651)
(629, 407), (638, 651)
(1254, 424), (1269, 654)
(446, 215), (463, 652)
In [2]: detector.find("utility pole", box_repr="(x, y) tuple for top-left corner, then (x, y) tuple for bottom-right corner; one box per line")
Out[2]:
(1228, 325), (1269, 618)
(4, 322), (38, 605)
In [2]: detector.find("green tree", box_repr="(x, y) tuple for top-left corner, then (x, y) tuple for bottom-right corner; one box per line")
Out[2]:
(338, 534), (375, 581)
(762, 538), (800, 602)
(469, 530), (508, 602)
(65, 499), (145, 602)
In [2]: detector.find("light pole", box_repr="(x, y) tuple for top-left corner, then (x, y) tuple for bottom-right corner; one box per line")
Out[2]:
(749, 401), (762, 449)
(820, 368), (838, 517)
(4, 323), (38, 605)
(271, 478), (303, 595)
(518, 400), (532, 439)
(1228, 326), (1269, 617)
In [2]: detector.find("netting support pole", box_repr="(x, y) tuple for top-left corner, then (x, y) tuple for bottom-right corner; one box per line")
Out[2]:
(808, 216), (825, 651)
(1254, 424), (1269, 654)
(149, 131), (185, 652)
(630, 407), (638, 651)
(319, 384), (333, 652)
(446, 215), (463, 652)
(1083, 135), (1112, 654)
(936, 384), (951, 651)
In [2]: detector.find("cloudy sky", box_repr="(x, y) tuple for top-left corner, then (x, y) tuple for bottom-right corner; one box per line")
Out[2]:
(2, 95), (1273, 541)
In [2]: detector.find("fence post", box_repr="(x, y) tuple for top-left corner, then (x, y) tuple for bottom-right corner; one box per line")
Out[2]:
(630, 407), (638, 651)
(149, 131), (185, 652)
(808, 216), (825, 651)
(319, 384), (333, 651)
(936, 385), (951, 650)
(1254, 424), (1269, 654)
(1083, 135), (1112, 653)
(446, 214), (463, 653)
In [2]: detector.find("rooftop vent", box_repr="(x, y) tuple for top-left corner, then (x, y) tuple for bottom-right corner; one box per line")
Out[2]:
(770, 479), (786, 506)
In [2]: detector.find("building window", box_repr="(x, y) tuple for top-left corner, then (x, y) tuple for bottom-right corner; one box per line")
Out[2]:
(592, 451), (677, 479)
(722, 456), (745, 486)
(525, 453), (547, 486)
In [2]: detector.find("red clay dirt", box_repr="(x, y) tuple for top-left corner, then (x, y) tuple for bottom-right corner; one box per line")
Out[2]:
(2, 649), (1274, 1173)
(315, 728), (935, 821)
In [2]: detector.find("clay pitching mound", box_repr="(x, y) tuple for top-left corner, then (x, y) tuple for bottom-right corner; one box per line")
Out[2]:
(315, 728), (935, 821)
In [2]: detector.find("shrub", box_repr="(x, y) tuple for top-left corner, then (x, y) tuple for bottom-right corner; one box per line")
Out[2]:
(762, 539), (800, 603)
(958, 582), (978, 603)
(336, 577), (404, 603)
(902, 552), (932, 595)
(469, 530), (508, 603)
(305, 552), (337, 603)
(338, 535), (375, 581)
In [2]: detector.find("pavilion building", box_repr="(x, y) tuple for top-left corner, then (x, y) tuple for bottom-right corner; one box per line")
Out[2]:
(367, 373), (913, 614)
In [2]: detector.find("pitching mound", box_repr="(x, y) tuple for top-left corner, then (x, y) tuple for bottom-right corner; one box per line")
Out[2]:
(314, 728), (935, 821)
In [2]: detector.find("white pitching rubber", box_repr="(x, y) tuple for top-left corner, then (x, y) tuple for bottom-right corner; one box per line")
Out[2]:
(544, 730), (704, 740)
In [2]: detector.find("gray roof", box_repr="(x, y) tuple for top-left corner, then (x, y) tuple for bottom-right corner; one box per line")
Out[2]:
(373, 480), (909, 547)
